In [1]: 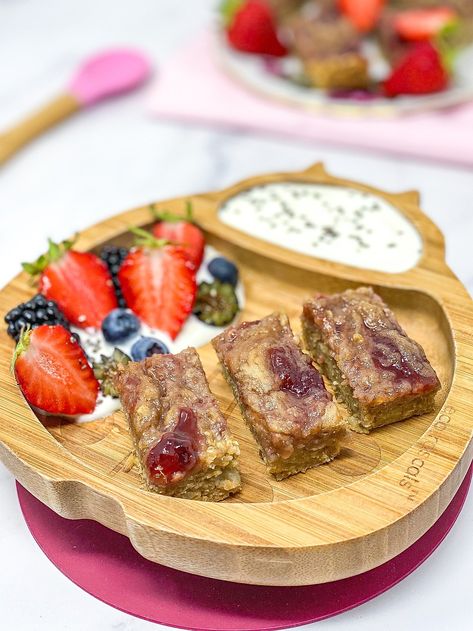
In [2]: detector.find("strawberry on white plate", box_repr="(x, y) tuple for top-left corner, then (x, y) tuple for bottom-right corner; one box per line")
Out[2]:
(383, 41), (449, 97)
(394, 7), (458, 43)
(339, 0), (385, 33)
(221, 0), (288, 57)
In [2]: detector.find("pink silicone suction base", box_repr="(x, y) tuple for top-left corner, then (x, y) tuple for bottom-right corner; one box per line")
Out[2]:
(17, 465), (471, 631)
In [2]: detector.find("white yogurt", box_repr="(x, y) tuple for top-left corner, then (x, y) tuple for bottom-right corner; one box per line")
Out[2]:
(74, 245), (244, 423)
(218, 182), (422, 273)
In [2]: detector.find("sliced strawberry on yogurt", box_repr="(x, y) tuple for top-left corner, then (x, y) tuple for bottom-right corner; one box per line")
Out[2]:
(151, 202), (205, 270)
(13, 324), (99, 415)
(22, 238), (118, 328)
(118, 228), (197, 340)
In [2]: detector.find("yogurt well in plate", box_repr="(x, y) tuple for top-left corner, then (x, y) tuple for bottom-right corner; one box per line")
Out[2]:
(218, 182), (422, 274)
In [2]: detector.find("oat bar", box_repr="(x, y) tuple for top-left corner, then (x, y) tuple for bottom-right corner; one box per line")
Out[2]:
(302, 287), (441, 433)
(115, 348), (241, 501)
(212, 313), (345, 480)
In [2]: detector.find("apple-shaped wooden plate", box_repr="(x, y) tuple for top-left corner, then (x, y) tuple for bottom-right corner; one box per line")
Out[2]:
(0, 163), (472, 586)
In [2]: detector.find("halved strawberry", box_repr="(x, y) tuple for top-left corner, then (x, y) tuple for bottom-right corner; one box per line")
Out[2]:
(13, 325), (99, 415)
(394, 7), (458, 43)
(151, 202), (205, 270)
(22, 238), (118, 328)
(118, 228), (196, 340)
(222, 0), (287, 57)
(339, 0), (385, 33)
(383, 41), (449, 97)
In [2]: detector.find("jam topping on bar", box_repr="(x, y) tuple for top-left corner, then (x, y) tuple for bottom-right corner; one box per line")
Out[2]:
(115, 348), (241, 499)
(358, 297), (433, 385)
(212, 313), (345, 478)
(303, 287), (440, 404)
(146, 407), (200, 486)
(268, 346), (326, 398)
(371, 338), (427, 382)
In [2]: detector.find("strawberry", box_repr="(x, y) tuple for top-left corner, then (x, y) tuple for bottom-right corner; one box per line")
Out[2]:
(151, 202), (205, 270)
(383, 42), (449, 97)
(22, 238), (118, 329)
(222, 0), (287, 57)
(339, 0), (385, 33)
(13, 325), (99, 415)
(394, 7), (457, 43)
(118, 228), (196, 340)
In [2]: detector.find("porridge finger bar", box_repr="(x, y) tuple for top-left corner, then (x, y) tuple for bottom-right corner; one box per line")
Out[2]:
(115, 348), (241, 501)
(302, 287), (441, 434)
(212, 313), (345, 480)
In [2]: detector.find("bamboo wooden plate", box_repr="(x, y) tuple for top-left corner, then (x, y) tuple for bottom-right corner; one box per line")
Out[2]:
(0, 163), (472, 586)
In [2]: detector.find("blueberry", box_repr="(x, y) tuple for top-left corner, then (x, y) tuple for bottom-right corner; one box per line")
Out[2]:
(131, 337), (169, 361)
(102, 308), (140, 343)
(208, 257), (238, 287)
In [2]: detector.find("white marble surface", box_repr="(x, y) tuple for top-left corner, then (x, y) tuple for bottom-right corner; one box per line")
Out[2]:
(0, 1), (472, 630)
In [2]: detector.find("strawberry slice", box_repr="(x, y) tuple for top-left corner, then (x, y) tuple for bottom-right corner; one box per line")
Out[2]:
(383, 41), (449, 97)
(13, 325), (99, 415)
(394, 7), (457, 43)
(22, 238), (118, 328)
(118, 228), (197, 340)
(222, 0), (287, 57)
(151, 202), (205, 270)
(339, 0), (385, 33)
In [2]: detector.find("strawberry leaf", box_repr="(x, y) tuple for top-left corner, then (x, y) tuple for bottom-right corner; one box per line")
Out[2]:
(436, 20), (460, 73)
(130, 226), (170, 249)
(150, 200), (195, 224)
(11, 326), (32, 372)
(220, 0), (244, 26)
(22, 236), (77, 277)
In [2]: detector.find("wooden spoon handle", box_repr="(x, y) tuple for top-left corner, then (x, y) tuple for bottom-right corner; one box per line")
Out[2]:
(0, 93), (80, 166)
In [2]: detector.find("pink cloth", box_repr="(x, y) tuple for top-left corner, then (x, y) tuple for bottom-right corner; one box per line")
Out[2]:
(149, 32), (473, 167)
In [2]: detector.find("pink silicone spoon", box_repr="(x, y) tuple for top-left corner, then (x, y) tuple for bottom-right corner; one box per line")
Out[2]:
(0, 48), (151, 165)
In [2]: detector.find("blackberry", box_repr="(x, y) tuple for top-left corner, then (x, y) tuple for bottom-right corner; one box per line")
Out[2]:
(100, 245), (128, 308)
(4, 294), (71, 341)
